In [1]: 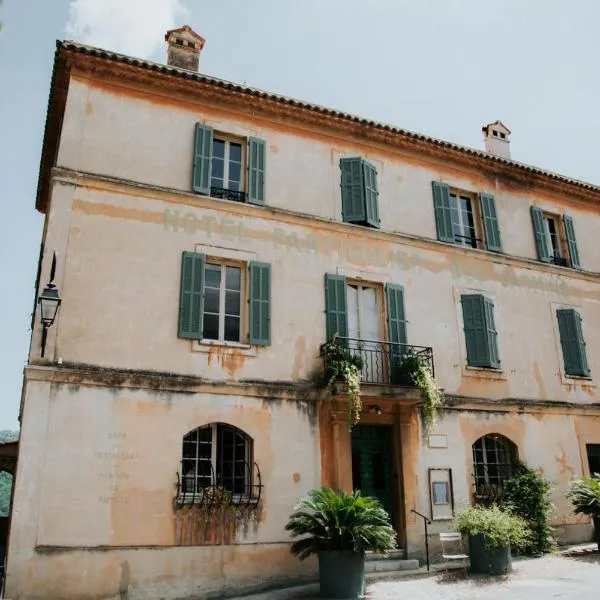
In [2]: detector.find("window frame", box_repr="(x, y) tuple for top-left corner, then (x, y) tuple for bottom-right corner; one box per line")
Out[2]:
(210, 134), (246, 196)
(541, 212), (569, 267)
(181, 423), (254, 502)
(202, 259), (246, 345)
(449, 189), (481, 249)
(345, 280), (385, 342)
(472, 433), (518, 496)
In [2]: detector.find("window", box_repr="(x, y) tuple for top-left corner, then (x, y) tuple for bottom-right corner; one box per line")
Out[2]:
(181, 423), (252, 496)
(587, 444), (600, 477)
(557, 308), (590, 377)
(340, 157), (380, 228)
(472, 434), (517, 492)
(530, 207), (580, 269)
(461, 294), (500, 369)
(432, 182), (502, 252)
(192, 123), (266, 205)
(178, 252), (271, 346)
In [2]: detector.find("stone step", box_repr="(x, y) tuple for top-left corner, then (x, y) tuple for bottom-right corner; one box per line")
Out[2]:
(365, 549), (406, 560)
(365, 558), (420, 573)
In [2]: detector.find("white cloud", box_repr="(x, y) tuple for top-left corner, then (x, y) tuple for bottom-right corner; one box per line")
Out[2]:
(65, 0), (188, 59)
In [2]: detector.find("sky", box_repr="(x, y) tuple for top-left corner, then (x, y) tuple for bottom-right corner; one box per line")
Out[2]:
(0, 0), (599, 430)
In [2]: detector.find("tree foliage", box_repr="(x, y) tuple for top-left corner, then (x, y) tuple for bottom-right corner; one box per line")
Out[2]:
(0, 430), (19, 517)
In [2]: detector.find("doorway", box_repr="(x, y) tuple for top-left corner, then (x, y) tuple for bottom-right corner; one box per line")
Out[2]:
(351, 424), (396, 529)
(587, 444), (600, 476)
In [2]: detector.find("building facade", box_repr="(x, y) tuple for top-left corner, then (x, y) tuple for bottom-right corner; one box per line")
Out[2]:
(6, 26), (600, 600)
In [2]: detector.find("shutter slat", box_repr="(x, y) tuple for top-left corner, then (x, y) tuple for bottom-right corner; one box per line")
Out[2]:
(386, 284), (407, 359)
(563, 215), (581, 269)
(249, 262), (271, 345)
(557, 309), (589, 376)
(480, 193), (503, 252)
(248, 137), (266, 205)
(432, 182), (454, 243)
(530, 206), (550, 262)
(178, 251), (205, 339)
(363, 160), (380, 228)
(325, 274), (348, 341)
(483, 297), (501, 368)
(340, 158), (366, 223)
(192, 124), (213, 195)
(461, 294), (497, 368)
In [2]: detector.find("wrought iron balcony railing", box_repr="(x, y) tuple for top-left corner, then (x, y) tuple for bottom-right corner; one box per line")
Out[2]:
(550, 254), (569, 267)
(210, 186), (246, 203)
(320, 337), (435, 386)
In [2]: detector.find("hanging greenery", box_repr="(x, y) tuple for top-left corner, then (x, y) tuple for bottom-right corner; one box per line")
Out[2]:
(322, 340), (364, 427)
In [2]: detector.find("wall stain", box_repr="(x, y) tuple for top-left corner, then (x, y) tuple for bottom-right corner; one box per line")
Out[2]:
(533, 361), (548, 400)
(291, 335), (307, 380)
(555, 443), (575, 477)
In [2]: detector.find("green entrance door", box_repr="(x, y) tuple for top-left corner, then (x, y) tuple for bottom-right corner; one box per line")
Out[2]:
(351, 425), (395, 529)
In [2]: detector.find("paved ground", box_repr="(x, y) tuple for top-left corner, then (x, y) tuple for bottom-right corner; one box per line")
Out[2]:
(365, 552), (600, 600)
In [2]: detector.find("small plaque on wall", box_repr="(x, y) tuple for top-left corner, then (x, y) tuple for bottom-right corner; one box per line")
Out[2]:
(428, 434), (448, 448)
(428, 468), (454, 521)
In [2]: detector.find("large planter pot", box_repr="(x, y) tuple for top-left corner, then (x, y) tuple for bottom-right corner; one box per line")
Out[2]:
(593, 515), (600, 550)
(468, 533), (512, 575)
(318, 550), (365, 599)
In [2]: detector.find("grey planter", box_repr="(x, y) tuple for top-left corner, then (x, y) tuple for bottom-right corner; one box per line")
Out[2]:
(468, 533), (512, 575)
(318, 550), (365, 599)
(593, 515), (600, 550)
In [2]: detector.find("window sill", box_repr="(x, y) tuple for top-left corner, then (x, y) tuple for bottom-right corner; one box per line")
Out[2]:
(463, 366), (506, 381)
(193, 340), (257, 357)
(561, 373), (594, 388)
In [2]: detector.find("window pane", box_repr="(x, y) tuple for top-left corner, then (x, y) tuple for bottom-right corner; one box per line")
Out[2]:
(205, 264), (221, 287)
(212, 139), (225, 158)
(226, 266), (241, 291)
(203, 313), (219, 340)
(225, 291), (241, 316)
(204, 288), (220, 314)
(228, 162), (241, 189)
(229, 142), (242, 163)
(224, 316), (240, 342)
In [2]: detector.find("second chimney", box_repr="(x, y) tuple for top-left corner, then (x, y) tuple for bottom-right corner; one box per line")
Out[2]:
(165, 25), (205, 72)
(482, 120), (511, 159)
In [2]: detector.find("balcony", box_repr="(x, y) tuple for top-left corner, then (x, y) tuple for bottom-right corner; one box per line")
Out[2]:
(210, 186), (246, 203)
(320, 337), (435, 386)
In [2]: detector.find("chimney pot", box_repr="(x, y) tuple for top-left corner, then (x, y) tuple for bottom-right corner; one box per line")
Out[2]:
(165, 25), (205, 72)
(482, 120), (511, 159)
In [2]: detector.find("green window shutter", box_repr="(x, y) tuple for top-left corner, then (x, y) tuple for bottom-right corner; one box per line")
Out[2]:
(340, 158), (366, 224)
(530, 206), (550, 263)
(461, 294), (498, 368)
(248, 137), (266, 206)
(557, 309), (590, 377)
(483, 296), (500, 368)
(324, 274), (348, 341)
(479, 193), (503, 252)
(192, 124), (213, 195)
(386, 284), (407, 348)
(432, 182), (454, 243)
(563, 215), (581, 269)
(249, 262), (271, 345)
(178, 251), (205, 340)
(363, 160), (380, 228)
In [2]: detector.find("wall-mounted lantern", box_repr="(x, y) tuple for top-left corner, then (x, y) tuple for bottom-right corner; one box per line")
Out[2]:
(37, 252), (61, 358)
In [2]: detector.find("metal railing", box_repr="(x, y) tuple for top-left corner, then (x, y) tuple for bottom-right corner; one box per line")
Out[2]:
(410, 508), (431, 571)
(210, 186), (246, 203)
(550, 255), (569, 267)
(320, 337), (434, 385)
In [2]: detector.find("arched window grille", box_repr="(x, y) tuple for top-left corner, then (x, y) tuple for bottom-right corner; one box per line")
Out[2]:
(472, 433), (518, 491)
(181, 423), (252, 496)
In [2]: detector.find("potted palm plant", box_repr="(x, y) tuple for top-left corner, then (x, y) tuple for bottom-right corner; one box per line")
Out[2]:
(454, 504), (529, 575)
(285, 488), (396, 599)
(565, 474), (600, 550)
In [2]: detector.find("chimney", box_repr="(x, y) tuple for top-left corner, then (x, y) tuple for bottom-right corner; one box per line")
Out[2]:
(482, 120), (511, 159)
(164, 25), (205, 72)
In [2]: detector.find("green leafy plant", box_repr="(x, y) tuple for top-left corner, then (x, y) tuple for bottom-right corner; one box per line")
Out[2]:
(323, 340), (364, 426)
(501, 463), (556, 555)
(565, 475), (600, 518)
(392, 349), (444, 435)
(285, 488), (396, 560)
(454, 504), (530, 550)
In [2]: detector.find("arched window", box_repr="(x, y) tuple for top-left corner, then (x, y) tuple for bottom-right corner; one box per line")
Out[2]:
(181, 423), (252, 496)
(472, 433), (517, 490)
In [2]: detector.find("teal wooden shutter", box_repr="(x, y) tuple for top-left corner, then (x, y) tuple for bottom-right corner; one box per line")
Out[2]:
(480, 193), (502, 252)
(563, 215), (580, 269)
(248, 137), (266, 205)
(363, 160), (380, 228)
(340, 158), (366, 223)
(432, 182), (454, 243)
(192, 124), (213, 195)
(461, 294), (499, 368)
(178, 251), (205, 340)
(324, 274), (347, 341)
(249, 262), (271, 345)
(557, 309), (590, 376)
(386, 284), (407, 349)
(530, 206), (550, 262)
